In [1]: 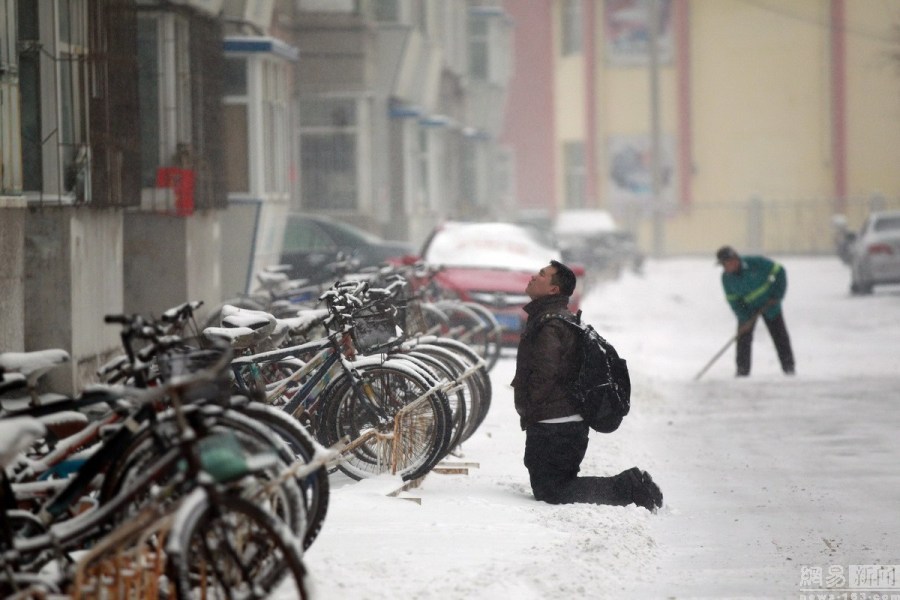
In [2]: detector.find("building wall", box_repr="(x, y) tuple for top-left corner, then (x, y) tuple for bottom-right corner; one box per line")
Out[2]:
(124, 212), (222, 324)
(500, 0), (556, 213)
(505, 0), (900, 255)
(676, 0), (900, 252)
(0, 202), (26, 350)
(844, 1), (900, 209)
(555, 29), (587, 211)
(690, 0), (832, 203)
(25, 210), (124, 394)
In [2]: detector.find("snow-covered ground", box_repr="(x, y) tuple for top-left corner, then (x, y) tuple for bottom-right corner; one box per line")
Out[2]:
(293, 256), (900, 599)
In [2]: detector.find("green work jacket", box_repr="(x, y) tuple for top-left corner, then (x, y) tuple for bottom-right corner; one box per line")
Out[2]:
(721, 255), (787, 323)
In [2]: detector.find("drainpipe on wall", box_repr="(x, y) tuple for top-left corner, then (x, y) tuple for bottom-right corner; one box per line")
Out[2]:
(675, 0), (692, 211)
(584, 0), (597, 207)
(830, 0), (847, 213)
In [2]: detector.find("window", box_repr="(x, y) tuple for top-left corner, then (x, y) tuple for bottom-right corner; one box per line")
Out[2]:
(17, 0), (90, 200)
(18, 3), (41, 192)
(262, 61), (289, 194)
(561, 0), (582, 56)
(374, 0), (399, 22)
(137, 13), (191, 189)
(564, 142), (586, 208)
(223, 104), (249, 193)
(222, 56), (248, 194)
(298, 0), (358, 13)
(468, 9), (512, 85)
(468, 17), (488, 80)
(417, 127), (430, 208)
(299, 98), (358, 210)
(1, 3), (21, 194)
(223, 57), (247, 97)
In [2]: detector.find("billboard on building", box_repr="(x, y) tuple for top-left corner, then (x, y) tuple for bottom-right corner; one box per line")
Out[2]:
(607, 134), (676, 208)
(604, 0), (673, 66)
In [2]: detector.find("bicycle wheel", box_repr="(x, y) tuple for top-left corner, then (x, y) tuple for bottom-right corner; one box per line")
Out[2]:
(399, 349), (468, 453)
(459, 301), (503, 372)
(236, 401), (330, 550)
(411, 302), (449, 337)
(316, 361), (452, 481)
(98, 407), (306, 540)
(434, 301), (500, 368)
(424, 336), (493, 442)
(402, 342), (486, 450)
(166, 489), (308, 599)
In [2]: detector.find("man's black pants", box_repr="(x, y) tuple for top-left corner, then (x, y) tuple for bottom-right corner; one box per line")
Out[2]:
(524, 421), (633, 505)
(736, 312), (795, 375)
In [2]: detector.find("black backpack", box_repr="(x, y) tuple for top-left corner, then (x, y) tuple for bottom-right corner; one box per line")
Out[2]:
(538, 310), (631, 433)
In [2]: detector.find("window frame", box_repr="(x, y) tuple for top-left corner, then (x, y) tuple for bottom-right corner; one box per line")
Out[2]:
(137, 11), (192, 198)
(561, 0), (583, 56)
(298, 96), (361, 211)
(18, 0), (91, 203)
(564, 141), (586, 208)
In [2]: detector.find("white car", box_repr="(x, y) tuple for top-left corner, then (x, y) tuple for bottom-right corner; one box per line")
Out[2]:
(849, 210), (900, 294)
(553, 209), (644, 277)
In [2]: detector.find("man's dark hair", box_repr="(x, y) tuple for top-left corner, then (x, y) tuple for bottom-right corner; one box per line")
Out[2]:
(549, 260), (576, 296)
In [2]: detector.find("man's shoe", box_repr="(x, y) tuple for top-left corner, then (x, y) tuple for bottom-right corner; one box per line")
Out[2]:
(626, 467), (663, 512)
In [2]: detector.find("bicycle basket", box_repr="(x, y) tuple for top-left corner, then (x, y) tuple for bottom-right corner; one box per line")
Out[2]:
(156, 346), (232, 403)
(352, 303), (403, 354)
(403, 299), (428, 336)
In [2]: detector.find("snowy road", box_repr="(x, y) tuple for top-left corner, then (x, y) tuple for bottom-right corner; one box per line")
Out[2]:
(296, 256), (900, 599)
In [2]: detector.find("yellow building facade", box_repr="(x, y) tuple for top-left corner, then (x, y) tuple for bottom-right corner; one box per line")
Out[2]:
(548, 0), (900, 255)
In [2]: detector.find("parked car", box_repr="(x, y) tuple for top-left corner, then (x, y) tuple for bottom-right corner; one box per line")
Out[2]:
(848, 210), (900, 295)
(553, 209), (644, 280)
(279, 214), (413, 284)
(418, 221), (582, 344)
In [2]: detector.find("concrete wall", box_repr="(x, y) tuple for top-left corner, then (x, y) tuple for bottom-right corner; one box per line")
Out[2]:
(500, 0), (556, 212)
(24, 209), (124, 394)
(124, 211), (222, 322)
(690, 0), (832, 203)
(219, 201), (261, 298)
(505, 0), (900, 256)
(0, 202), (27, 351)
(845, 2), (900, 199)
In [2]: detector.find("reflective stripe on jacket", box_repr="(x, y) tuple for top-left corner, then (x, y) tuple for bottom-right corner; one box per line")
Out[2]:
(721, 255), (787, 323)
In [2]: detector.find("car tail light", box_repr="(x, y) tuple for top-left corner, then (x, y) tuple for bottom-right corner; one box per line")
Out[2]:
(867, 243), (894, 256)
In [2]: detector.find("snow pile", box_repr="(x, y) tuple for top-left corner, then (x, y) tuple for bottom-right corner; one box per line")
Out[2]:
(293, 256), (900, 599)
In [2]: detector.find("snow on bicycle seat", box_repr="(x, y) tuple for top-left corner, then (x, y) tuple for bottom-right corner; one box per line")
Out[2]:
(257, 269), (289, 289)
(0, 416), (46, 468)
(267, 320), (290, 347)
(0, 349), (70, 387)
(221, 305), (276, 331)
(203, 325), (258, 350)
(281, 309), (329, 335)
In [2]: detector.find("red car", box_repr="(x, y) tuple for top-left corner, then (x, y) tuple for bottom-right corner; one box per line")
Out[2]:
(418, 222), (582, 345)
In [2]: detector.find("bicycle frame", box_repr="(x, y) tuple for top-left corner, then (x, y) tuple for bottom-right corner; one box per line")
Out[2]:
(230, 332), (392, 427)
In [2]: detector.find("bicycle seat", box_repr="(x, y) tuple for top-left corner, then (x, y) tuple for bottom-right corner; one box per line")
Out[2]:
(280, 309), (328, 337)
(203, 326), (258, 350)
(0, 349), (70, 387)
(0, 416), (46, 469)
(220, 305), (278, 349)
(256, 270), (289, 291)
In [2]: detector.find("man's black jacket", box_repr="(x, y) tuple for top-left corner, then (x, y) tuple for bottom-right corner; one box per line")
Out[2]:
(511, 294), (580, 430)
